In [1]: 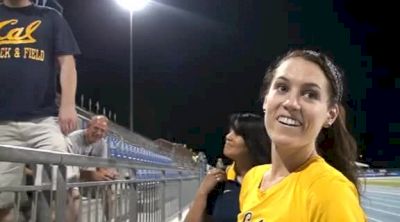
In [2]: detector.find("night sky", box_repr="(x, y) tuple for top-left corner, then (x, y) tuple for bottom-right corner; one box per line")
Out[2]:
(55, 0), (399, 167)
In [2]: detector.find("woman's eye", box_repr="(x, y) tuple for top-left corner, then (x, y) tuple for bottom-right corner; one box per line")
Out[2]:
(303, 90), (319, 99)
(276, 84), (288, 92)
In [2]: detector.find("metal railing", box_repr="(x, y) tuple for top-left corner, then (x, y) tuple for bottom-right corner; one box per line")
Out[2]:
(0, 145), (201, 222)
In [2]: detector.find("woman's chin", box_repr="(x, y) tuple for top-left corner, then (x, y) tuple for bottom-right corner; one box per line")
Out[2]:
(271, 135), (301, 148)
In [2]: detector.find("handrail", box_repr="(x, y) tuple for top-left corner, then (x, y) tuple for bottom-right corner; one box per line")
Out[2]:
(0, 145), (187, 171)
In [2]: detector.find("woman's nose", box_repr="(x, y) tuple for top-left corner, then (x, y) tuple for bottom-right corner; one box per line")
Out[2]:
(282, 94), (301, 111)
(225, 132), (232, 141)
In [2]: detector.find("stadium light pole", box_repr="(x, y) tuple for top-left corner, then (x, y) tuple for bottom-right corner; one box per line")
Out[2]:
(115, 0), (150, 131)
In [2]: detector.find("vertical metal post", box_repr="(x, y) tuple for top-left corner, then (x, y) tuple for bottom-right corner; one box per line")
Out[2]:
(160, 170), (166, 222)
(80, 94), (84, 108)
(178, 171), (183, 221)
(55, 165), (67, 222)
(129, 11), (134, 131)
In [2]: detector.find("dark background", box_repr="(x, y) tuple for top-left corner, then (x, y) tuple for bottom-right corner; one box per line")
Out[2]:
(55, 0), (399, 167)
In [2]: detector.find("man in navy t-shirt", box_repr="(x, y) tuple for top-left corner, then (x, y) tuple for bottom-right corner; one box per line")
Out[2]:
(0, 0), (80, 220)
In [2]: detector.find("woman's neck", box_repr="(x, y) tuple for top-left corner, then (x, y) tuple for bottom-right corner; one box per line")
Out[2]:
(269, 143), (317, 179)
(234, 157), (253, 177)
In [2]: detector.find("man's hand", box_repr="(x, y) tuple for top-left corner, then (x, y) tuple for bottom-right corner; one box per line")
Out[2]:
(92, 168), (119, 181)
(59, 104), (77, 135)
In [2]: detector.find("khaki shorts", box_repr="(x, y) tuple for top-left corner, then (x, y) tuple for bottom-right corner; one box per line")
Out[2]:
(0, 116), (68, 209)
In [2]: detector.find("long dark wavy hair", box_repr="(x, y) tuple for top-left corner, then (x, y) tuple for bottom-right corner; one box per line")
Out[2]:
(228, 113), (271, 166)
(260, 49), (359, 192)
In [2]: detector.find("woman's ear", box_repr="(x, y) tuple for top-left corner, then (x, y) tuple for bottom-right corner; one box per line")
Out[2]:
(324, 104), (339, 128)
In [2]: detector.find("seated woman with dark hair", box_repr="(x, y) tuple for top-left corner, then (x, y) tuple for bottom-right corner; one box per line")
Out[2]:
(185, 113), (271, 222)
